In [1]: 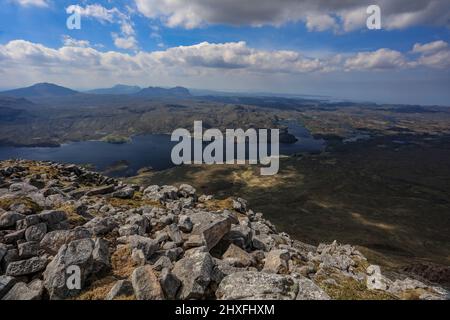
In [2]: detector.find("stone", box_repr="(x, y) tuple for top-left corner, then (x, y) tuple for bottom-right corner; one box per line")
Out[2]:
(160, 268), (181, 300)
(296, 277), (331, 300)
(216, 271), (298, 300)
(222, 244), (254, 268)
(16, 215), (40, 229)
(112, 187), (135, 199)
(167, 223), (184, 245)
(153, 256), (173, 271)
(199, 217), (232, 251)
(9, 182), (38, 194)
(0, 212), (25, 229)
(178, 215), (193, 233)
(92, 238), (111, 273)
(85, 185), (115, 196)
(0, 275), (17, 299)
(184, 234), (204, 249)
(0, 243), (7, 262)
(18, 241), (40, 259)
(178, 184), (196, 197)
(131, 249), (146, 266)
(366, 265), (391, 291)
(4, 229), (25, 244)
(252, 235), (273, 252)
(263, 249), (290, 274)
(106, 280), (134, 300)
(232, 198), (248, 213)
(37, 210), (67, 225)
(118, 224), (139, 237)
(222, 225), (253, 249)
(84, 217), (118, 236)
(123, 235), (158, 259)
(43, 238), (109, 299)
(172, 251), (215, 299)
(25, 222), (47, 242)
(1, 249), (19, 270)
(6, 256), (48, 276)
(165, 247), (184, 262)
(40, 227), (92, 255)
(131, 265), (164, 300)
(2, 280), (44, 300)
(126, 214), (149, 235)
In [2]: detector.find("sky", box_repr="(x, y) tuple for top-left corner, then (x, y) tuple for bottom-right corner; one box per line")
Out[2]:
(0, 0), (449, 105)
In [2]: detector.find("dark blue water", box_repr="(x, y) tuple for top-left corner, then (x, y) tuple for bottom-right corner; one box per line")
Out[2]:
(0, 122), (324, 177)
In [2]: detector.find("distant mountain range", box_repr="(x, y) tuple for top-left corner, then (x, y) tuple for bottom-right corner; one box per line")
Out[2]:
(0, 83), (191, 99)
(87, 84), (142, 95)
(0, 83), (79, 98)
(134, 86), (191, 98)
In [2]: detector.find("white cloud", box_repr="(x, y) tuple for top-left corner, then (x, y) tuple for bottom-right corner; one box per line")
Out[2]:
(413, 40), (450, 69)
(66, 4), (137, 50)
(62, 35), (90, 48)
(344, 49), (408, 71)
(305, 14), (338, 32)
(0, 40), (448, 89)
(112, 34), (138, 50)
(11, 0), (49, 7)
(134, 0), (450, 31)
(66, 4), (119, 23)
(412, 40), (448, 54)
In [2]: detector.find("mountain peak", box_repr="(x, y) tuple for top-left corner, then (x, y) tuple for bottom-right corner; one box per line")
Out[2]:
(1, 83), (78, 98)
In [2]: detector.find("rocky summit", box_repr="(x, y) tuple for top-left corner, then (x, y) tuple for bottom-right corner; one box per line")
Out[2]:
(0, 159), (448, 300)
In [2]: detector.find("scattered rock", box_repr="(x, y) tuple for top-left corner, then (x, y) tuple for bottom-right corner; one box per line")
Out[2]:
(160, 268), (181, 299)
(25, 222), (47, 242)
(263, 249), (290, 274)
(131, 265), (164, 300)
(6, 256), (48, 276)
(216, 271), (298, 300)
(0, 212), (25, 229)
(172, 251), (215, 299)
(296, 277), (330, 300)
(222, 244), (254, 268)
(2, 280), (44, 300)
(106, 280), (134, 300)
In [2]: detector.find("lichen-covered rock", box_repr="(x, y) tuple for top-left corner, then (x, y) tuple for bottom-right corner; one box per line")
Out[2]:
(0, 275), (16, 299)
(0, 212), (25, 229)
(222, 244), (254, 268)
(106, 280), (134, 300)
(263, 249), (290, 274)
(2, 280), (44, 300)
(172, 251), (215, 299)
(6, 256), (48, 276)
(25, 222), (47, 242)
(216, 271), (298, 300)
(296, 277), (331, 300)
(43, 238), (110, 299)
(131, 265), (164, 300)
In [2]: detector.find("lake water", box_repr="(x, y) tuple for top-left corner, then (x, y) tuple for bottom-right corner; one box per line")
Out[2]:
(0, 121), (324, 177)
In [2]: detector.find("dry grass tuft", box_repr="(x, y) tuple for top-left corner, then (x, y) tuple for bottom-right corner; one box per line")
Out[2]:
(111, 245), (137, 279)
(75, 276), (117, 300)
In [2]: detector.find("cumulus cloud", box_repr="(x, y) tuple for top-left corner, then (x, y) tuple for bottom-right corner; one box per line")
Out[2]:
(0, 40), (448, 89)
(413, 40), (450, 69)
(11, 0), (49, 7)
(134, 0), (450, 31)
(412, 40), (448, 54)
(344, 49), (408, 71)
(62, 35), (90, 48)
(66, 4), (137, 49)
(112, 34), (138, 50)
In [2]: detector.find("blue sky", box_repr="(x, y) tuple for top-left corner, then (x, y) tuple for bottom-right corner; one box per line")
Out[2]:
(0, 0), (449, 105)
